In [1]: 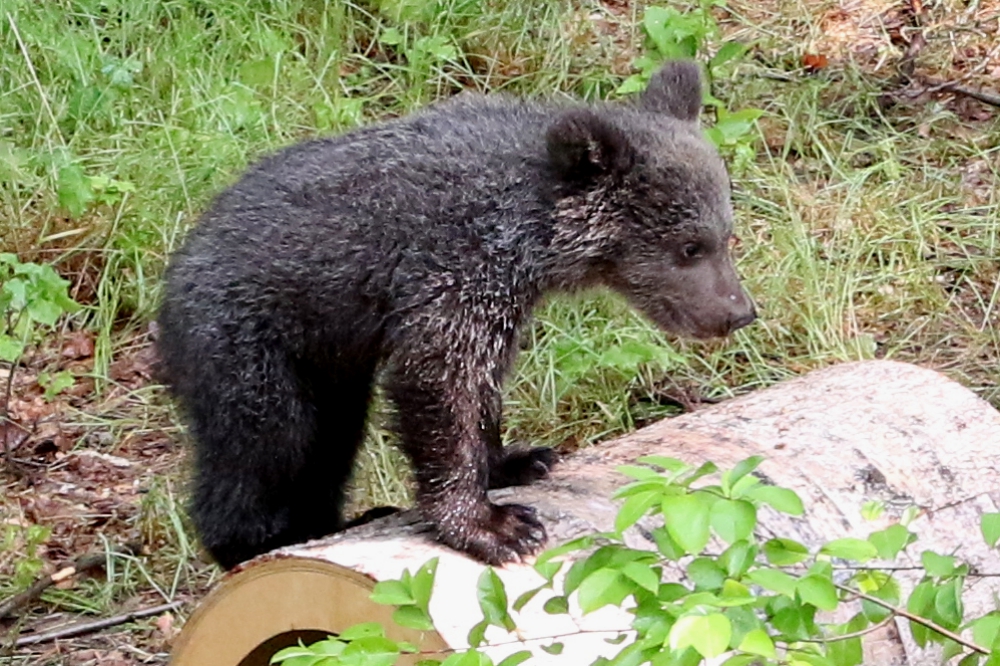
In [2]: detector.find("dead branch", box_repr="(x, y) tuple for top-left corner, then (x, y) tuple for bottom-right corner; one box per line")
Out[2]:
(11, 601), (182, 648)
(932, 80), (1000, 108)
(0, 547), (137, 621)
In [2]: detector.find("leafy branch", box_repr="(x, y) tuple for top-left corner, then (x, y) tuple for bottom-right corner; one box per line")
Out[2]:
(272, 453), (1000, 665)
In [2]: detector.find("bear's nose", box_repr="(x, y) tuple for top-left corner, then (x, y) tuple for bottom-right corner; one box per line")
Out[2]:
(726, 305), (757, 333)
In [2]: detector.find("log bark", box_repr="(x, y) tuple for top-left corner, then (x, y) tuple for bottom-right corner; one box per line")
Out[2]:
(171, 360), (1000, 666)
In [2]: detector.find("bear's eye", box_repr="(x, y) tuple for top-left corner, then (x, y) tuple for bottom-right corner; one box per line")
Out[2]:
(681, 242), (703, 259)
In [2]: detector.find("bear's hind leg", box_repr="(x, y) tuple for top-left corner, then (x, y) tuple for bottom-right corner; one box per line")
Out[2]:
(183, 348), (330, 569)
(285, 361), (378, 543)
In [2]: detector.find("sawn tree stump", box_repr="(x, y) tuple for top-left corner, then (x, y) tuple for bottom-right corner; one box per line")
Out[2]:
(171, 360), (1000, 666)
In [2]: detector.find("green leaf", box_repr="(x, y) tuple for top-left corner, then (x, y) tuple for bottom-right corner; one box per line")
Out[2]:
(3, 277), (26, 308)
(615, 490), (660, 533)
(746, 568), (797, 598)
(512, 587), (541, 612)
(982, 513), (1000, 547)
(957, 654), (983, 666)
(533, 559), (562, 584)
(651, 526), (684, 561)
(540, 642), (563, 655)
(621, 561), (660, 594)
(380, 27), (404, 45)
(719, 541), (756, 577)
(441, 650), (493, 666)
(743, 485), (803, 515)
(771, 604), (815, 641)
(370, 580), (414, 606)
(710, 41), (747, 69)
(477, 568), (514, 631)
(617, 464), (664, 481)
(680, 591), (722, 609)
(534, 536), (593, 567)
(787, 657), (835, 666)
(679, 461), (719, 486)
(907, 581), (936, 615)
(102, 55), (142, 88)
(270, 642), (333, 662)
(720, 656), (760, 666)
(496, 651), (532, 666)
(722, 456), (763, 495)
(636, 455), (688, 473)
(392, 605), (434, 631)
(57, 163), (95, 218)
(542, 595), (569, 615)
(669, 613), (732, 658)
(686, 557), (726, 591)
(808, 559), (833, 579)
(723, 108), (765, 123)
(26, 298), (62, 327)
(411, 35), (458, 62)
(658, 582), (689, 603)
(467, 620), (487, 650)
(718, 579), (754, 606)
(907, 581), (936, 647)
(577, 568), (630, 613)
(643, 6), (686, 57)
(340, 636), (400, 666)
(737, 628), (775, 658)
(339, 623), (384, 640)
(38, 371), (75, 401)
(819, 538), (877, 562)
(710, 499), (756, 544)
(857, 573), (898, 623)
(0, 334), (24, 362)
(861, 500), (885, 521)
(411, 558), (438, 608)
(563, 558), (588, 595)
(662, 494), (711, 554)
(868, 524), (912, 560)
(797, 575), (838, 611)
(616, 75), (647, 96)
(941, 638), (965, 664)
(763, 538), (809, 566)
(598, 339), (668, 371)
(827, 614), (866, 666)
(728, 473), (760, 498)
(921, 550), (957, 577)
(971, 614), (1000, 651)
(933, 578), (963, 630)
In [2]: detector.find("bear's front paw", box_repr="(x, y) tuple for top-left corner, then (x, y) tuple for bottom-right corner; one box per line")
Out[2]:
(438, 502), (547, 565)
(488, 446), (557, 488)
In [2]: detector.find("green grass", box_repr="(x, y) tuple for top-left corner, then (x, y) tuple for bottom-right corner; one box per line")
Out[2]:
(1, 0), (998, 658)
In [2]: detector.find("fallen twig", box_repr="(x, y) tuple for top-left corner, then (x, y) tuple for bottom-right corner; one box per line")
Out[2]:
(934, 81), (1000, 108)
(914, 42), (1000, 108)
(0, 547), (138, 620)
(12, 601), (182, 648)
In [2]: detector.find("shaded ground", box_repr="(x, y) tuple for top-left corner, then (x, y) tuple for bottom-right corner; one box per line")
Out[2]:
(2, 0), (998, 663)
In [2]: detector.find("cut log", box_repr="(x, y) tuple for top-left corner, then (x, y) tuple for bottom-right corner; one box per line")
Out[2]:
(171, 360), (1000, 666)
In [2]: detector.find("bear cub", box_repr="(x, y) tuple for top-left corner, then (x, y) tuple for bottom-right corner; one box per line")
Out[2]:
(157, 61), (756, 569)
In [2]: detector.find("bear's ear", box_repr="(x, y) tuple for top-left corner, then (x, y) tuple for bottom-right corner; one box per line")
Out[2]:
(546, 109), (636, 181)
(638, 60), (703, 122)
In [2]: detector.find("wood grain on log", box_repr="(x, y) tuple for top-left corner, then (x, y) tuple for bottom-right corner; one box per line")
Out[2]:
(171, 360), (1000, 666)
